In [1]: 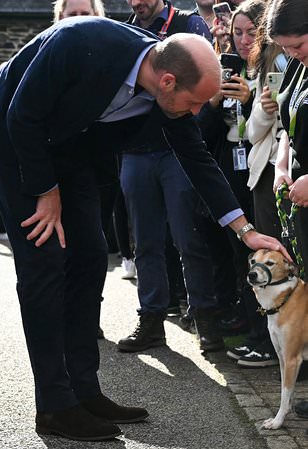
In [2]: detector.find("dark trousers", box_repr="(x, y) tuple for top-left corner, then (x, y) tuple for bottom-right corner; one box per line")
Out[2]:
(295, 207), (308, 282)
(0, 140), (107, 413)
(121, 150), (217, 314)
(253, 163), (282, 240)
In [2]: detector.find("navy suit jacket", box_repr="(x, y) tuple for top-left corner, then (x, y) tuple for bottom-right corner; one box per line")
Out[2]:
(0, 17), (240, 221)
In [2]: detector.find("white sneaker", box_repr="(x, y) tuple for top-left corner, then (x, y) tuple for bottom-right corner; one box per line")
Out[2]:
(121, 258), (136, 279)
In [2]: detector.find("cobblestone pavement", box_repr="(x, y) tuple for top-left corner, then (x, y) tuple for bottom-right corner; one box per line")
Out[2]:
(207, 350), (308, 449)
(1, 242), (308, 449)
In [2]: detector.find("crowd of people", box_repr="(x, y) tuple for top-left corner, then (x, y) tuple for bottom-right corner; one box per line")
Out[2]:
(0, 0), (307, 442)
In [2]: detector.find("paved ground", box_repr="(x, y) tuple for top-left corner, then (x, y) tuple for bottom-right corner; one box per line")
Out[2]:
(1, 240), (308, 449)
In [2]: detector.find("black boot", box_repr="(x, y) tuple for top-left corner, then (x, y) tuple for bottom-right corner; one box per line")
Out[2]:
(193, 308), (225, 352)
(118, 312), (166, 352)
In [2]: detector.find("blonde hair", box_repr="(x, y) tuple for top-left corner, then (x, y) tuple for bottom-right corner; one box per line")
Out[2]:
(53, 0), (105, 22)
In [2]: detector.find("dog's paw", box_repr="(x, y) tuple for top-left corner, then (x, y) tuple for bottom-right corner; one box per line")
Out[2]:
(262, 418), (282, 429)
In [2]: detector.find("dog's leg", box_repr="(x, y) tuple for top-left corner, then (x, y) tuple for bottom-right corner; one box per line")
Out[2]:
(263, 355), (302, 429)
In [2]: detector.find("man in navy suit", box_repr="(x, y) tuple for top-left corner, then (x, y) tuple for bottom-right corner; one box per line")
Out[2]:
(0, 16), (289, 442)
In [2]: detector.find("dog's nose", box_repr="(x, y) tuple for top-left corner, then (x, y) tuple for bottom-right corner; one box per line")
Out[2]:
(248, 271), (258, 283)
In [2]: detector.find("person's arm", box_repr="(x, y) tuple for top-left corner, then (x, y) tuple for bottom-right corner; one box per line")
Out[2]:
(246, 84), (278, 145)
(7, 29), (85, 247)
(163, 113), (291, 260)
(273, 130), (293, 192)
(7, 29), (82, 196)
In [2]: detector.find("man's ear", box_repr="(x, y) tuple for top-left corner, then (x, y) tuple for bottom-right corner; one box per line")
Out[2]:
(159, 73), (176, 92)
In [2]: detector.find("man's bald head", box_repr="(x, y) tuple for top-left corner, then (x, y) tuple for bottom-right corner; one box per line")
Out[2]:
(151, 33), (221, 95)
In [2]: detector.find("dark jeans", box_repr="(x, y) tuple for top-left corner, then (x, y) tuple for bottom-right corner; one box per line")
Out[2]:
(0, 140), (107, 412)
(121, 150), (217, 314)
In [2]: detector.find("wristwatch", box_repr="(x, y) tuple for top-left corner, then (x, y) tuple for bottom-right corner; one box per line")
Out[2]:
(237, 223), (255, 241)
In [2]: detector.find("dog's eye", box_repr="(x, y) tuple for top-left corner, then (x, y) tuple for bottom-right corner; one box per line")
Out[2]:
(250, 259), (255, 266)
(265, 261), (274, 267)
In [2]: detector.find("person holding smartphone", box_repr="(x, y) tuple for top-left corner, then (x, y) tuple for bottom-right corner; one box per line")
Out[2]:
(246, 20), (288, 241)
(197, 0), (280, 368)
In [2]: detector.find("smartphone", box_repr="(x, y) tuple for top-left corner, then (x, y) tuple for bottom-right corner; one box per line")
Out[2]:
(220, 53), (243, 75)
(266, 72), (284, 100)
(212, 2), (232, 22)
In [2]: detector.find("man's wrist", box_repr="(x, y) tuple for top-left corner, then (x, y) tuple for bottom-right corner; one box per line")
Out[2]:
(236, 223), (255, 241)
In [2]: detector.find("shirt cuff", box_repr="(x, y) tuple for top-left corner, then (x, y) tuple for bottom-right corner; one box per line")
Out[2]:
(218, 208), (244, 227)
(37, 184), (58, 196)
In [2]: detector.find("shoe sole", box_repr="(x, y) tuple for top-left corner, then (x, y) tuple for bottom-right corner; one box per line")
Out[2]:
(109, 411), (150, 424)
(118, 340), (166, 353)
(237, 359), (279, 368)
(226, 350), (247, 361)
(35, 426), (122, 441)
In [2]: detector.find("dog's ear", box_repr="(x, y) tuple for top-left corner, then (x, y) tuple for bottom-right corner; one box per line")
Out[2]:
(248, 252), (255, 266)
(286, 260), (299, 278)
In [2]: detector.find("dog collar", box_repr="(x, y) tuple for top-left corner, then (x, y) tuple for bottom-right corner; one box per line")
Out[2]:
(257, 291), (292, 316)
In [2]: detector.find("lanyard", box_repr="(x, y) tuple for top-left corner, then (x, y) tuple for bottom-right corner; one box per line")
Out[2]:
(157, 5), (175, 40)
(236, 65), (255, 142)
(288, 65), (307, 176)
(288, 65), (307, 140)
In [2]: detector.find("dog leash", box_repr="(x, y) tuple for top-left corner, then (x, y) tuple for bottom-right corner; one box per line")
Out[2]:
(275, 182), (305, 279)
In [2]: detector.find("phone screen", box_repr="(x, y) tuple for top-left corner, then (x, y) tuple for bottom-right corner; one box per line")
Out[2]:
(212, 2), (232, 22)
(220, 53), (243, 75)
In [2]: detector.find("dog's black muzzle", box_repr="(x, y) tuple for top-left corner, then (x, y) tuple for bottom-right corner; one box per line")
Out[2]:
(248, 262), (290, 288)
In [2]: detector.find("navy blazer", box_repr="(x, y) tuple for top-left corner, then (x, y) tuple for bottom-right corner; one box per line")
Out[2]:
(0, 16), (240, 221)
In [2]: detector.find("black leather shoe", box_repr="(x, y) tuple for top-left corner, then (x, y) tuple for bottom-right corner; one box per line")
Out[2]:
(36, 404), (121, 441)
(294, 400), (308, 418)
(82, 393), (149, 424)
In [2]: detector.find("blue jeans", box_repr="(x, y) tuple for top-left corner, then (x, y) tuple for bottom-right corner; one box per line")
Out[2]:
(121, 151), (217, 314)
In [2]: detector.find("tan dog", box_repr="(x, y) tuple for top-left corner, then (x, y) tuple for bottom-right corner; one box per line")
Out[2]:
(247, 249), (308, 429)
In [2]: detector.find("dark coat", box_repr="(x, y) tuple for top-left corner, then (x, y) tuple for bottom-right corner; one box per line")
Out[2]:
(0, 16), (240, 220)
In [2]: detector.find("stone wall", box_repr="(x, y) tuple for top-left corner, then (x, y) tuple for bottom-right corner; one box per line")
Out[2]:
(0, 18), (51, 63)
(0, 0), (196, 63)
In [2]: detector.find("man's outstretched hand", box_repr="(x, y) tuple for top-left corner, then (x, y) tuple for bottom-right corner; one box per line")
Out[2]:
(242, 230), (291, 262)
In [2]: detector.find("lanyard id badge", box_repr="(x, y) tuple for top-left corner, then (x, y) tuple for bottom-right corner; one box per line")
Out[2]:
(232, 142), (247, 171)
(232, 98), (247, 171)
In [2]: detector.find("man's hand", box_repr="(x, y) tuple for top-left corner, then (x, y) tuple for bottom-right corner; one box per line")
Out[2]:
(242, 230), (292, 262)
(229, 216), (292, 262)
(21, 187), (66, 248)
